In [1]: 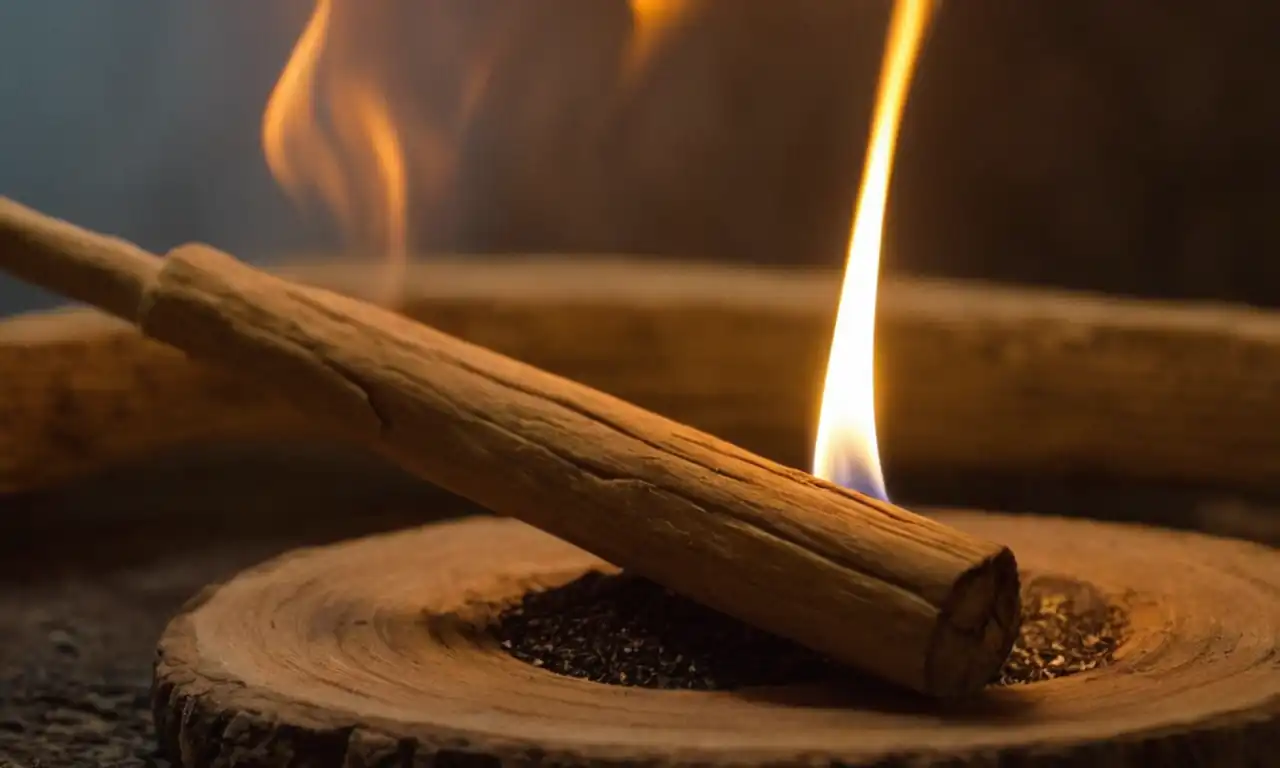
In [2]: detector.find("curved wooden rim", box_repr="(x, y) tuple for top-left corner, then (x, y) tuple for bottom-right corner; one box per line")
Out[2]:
(5, 257), (1280, 495)
(153, 510), (1280, 767)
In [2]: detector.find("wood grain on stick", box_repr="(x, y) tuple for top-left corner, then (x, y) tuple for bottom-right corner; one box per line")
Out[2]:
(0, 196), (1020, 697)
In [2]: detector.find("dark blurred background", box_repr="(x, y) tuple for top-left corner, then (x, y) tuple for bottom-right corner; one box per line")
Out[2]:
(3, 0), (1279, 314)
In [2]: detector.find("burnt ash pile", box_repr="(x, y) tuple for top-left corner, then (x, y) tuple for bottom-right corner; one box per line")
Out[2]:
(997, 579), (1128, 686)
(495, 572), (833, 689)
(495, 572), (1127, 691)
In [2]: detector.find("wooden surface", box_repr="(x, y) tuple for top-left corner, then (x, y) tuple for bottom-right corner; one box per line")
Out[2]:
(5, 258), (1280, 498)
(154, 511), (1280, 768)
(0, 201), (1023, 698)
(168, 245), (1024, 699)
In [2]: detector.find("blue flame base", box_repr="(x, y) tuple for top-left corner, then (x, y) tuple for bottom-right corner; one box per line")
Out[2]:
(828, 459), (888, 502)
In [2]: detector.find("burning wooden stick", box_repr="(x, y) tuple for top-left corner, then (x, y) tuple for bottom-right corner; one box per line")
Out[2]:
(0, 196), (1020, 697)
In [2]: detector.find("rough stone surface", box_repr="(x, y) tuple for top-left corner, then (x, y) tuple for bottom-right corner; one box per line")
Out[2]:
(0, 452), (439, 768)
(0, 569), (196, 767)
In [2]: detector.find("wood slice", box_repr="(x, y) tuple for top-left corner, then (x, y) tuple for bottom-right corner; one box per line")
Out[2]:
(5, 258), (1280, 496)
(154, 511), (1280, 768)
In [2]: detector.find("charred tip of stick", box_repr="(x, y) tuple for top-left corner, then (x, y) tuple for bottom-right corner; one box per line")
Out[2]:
(926, 546), (1022, 697)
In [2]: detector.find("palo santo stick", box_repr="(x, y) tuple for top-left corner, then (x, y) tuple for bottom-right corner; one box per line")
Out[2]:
(0, 197), (1020, 697)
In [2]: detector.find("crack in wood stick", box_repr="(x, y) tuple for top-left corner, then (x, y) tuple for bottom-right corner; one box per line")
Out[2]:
(0, 196), (1021, 698)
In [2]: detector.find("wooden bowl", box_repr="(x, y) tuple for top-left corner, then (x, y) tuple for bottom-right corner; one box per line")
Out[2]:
(5, 258), (1280, 496)
(154, 510), (1280, 768)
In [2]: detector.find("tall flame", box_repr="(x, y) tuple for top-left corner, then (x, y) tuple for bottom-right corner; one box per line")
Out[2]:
(263, 0), (408, 295)
(812, 0), (937, 500)
(264, 1), (695, 294)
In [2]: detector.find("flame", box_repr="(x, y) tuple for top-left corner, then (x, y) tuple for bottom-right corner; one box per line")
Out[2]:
(264, 0), (694, 292)
(263, 0), (410, 296)
(812, 0), (937, 500)
(625, 0), (691, 79)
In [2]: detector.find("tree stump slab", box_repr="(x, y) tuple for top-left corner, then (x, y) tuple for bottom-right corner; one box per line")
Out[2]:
(153, 511), (1280, 767)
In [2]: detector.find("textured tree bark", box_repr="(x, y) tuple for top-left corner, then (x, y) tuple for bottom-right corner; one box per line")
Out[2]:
(0, 197), (1020, 698)
(152, 511), (1280, 768)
